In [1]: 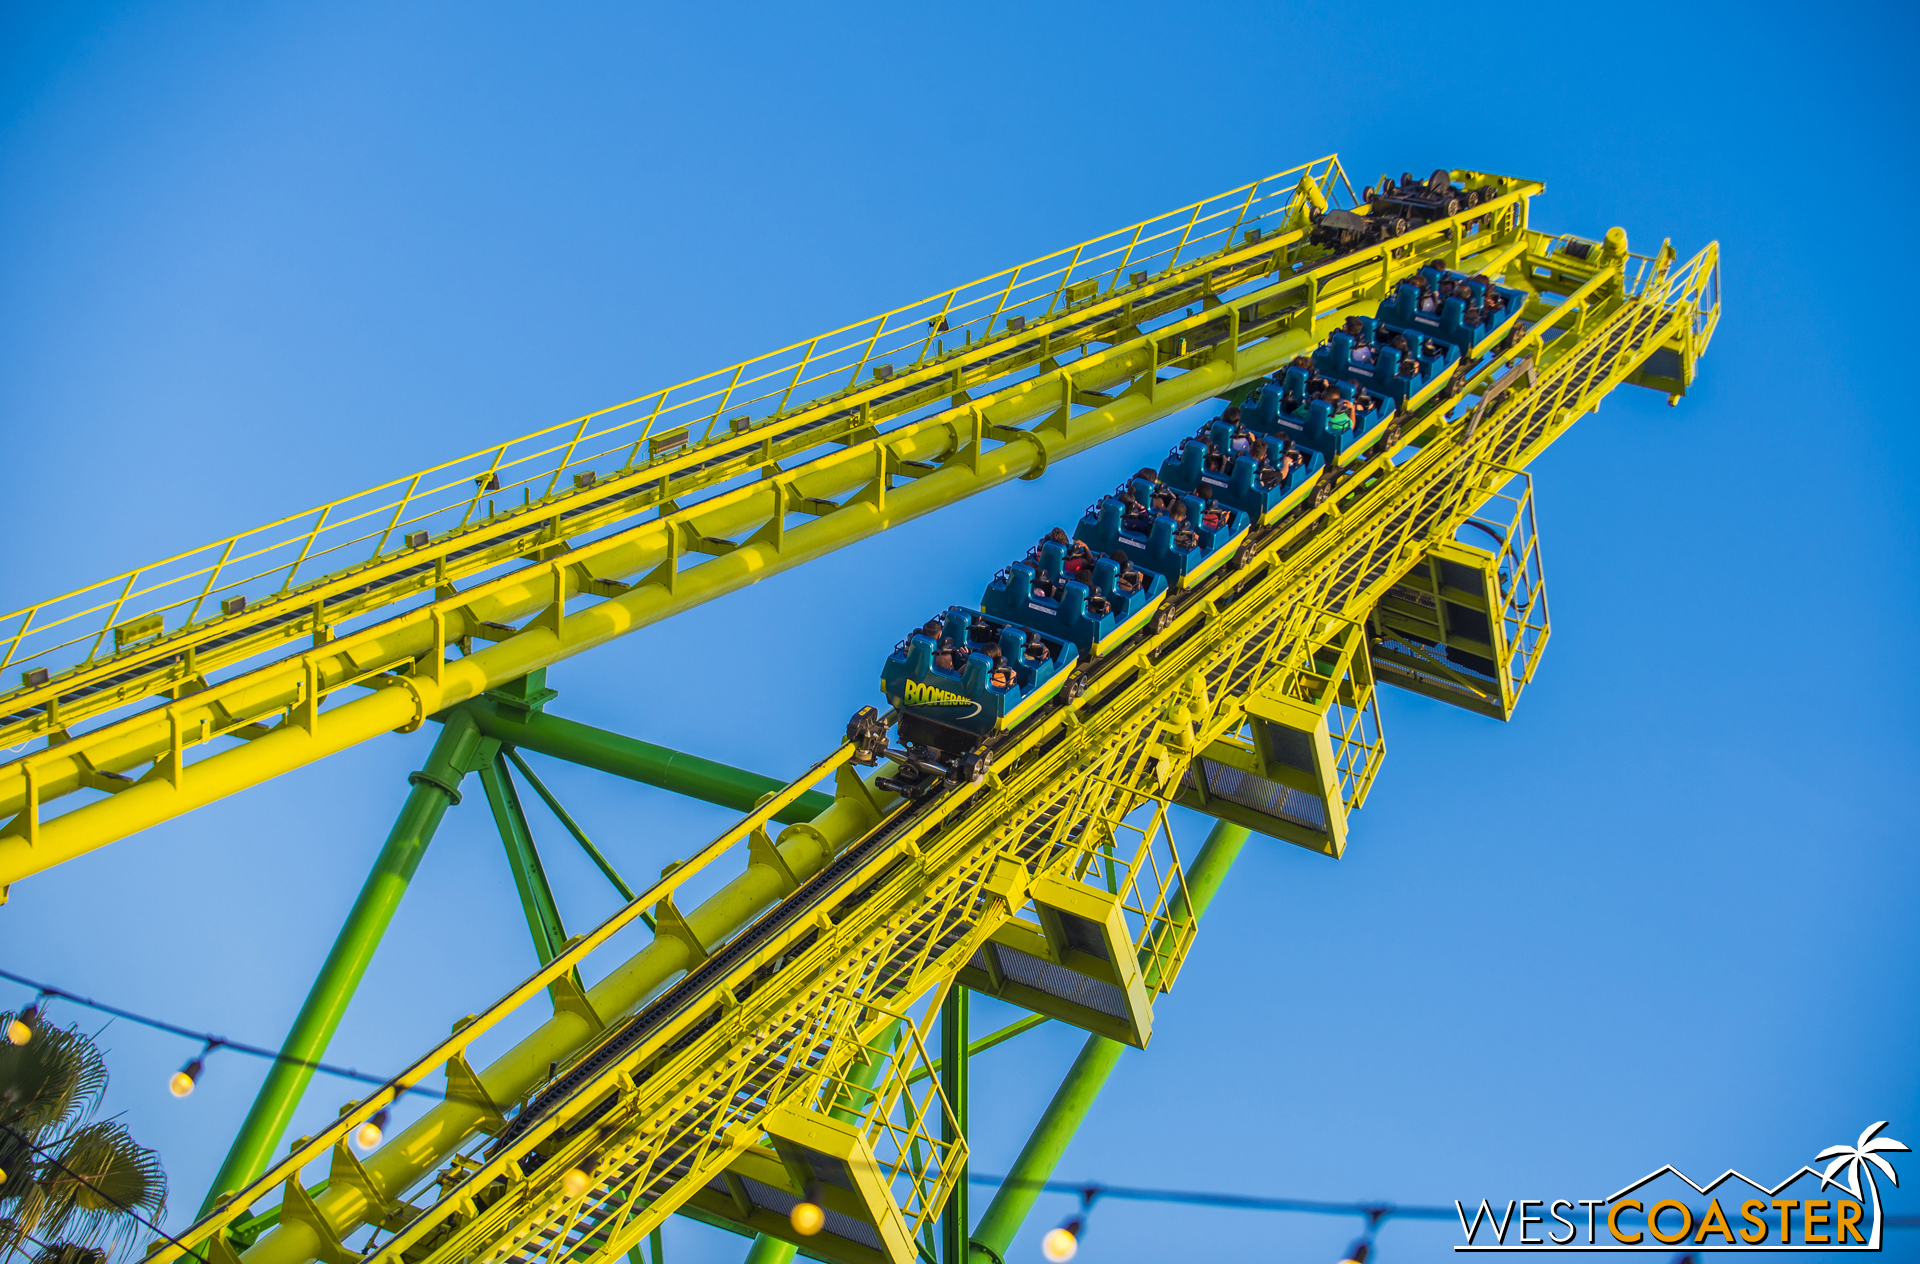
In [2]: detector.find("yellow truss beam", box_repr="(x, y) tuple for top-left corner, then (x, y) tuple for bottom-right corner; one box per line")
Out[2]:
(0, 175), (1554, 889)
(146, 220), (1719, 1264)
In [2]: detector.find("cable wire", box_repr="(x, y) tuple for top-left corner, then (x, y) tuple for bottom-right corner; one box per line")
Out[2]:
(0, 969), (440, 1098)
(5, 971), (1916, 1242)
(1, 1125), (208, 1264)
(970, 1175), (1920, 1230)
(969, 1174), (1454, 1221)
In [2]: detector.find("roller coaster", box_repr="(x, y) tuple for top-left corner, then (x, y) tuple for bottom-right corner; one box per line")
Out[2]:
(0, 155), (1719, 1264)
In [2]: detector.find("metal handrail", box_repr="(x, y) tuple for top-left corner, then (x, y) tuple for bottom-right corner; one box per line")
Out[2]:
(0, 157), (1350, 684)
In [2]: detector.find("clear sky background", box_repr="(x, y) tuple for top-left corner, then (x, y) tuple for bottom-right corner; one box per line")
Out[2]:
(3, 3), (1917, 1262)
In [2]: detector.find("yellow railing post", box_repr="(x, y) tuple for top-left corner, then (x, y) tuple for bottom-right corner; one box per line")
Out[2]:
(83, 570), (144, 663)
(0, 608), (35, 673)
(620, 395), (670, 469)
(701, 363), (748, 438)
(541, 418), (596, 498)
(912, 296), (956, 364)
(981, 266), (1023, 339)
(1165, 201), (1206, 270)
(776, 338), (822, 415)
(459, 445), (512, 527)
(1042, 244), (1087, 317)
(370, 475), (425, 558)
(183, 539), (240, 626)
(845, 317), (891, 390)
(1104, 223), (1148, 294)
(1221, 179), (1262, 252)
(279, 506), (334, 592)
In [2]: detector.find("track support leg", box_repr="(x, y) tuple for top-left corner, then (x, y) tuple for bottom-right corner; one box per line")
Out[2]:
(942, 986), (969, 1264)
(196, 708), (494, 1214)
(966, 821), (1250, 1262)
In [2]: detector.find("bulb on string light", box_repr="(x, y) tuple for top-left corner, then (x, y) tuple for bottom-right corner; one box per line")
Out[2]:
(790, 1183), (825, 1236)
(561, 1168), (592, 1199)
(7, 1003), (40, 1046)
(355, 1109), (390, 1151)
(1339, 1206), (1388, 1264)
(170, 1057), (204, 1098)
(1043, 1186), (1099, 1262)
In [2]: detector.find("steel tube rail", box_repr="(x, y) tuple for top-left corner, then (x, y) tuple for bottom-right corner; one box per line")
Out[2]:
(0, 172), (1534, 768)
(0, 201), (1555, 881)
(229, 768), (895, 1264)
(177, 238), (1716, 1264)
(0, 179), (1543, 818)
(0, 159), (1356, 718)
(0, 278), (1363, 883)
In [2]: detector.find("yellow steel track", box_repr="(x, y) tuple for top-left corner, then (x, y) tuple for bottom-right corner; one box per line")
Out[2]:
(136, 182), (1718, 1264)
(0, 161), (1580, 890)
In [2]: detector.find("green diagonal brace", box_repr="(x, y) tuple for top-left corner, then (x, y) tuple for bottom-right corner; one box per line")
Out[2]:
(478, 752), (568, 965)
(451, 700), (833, 824)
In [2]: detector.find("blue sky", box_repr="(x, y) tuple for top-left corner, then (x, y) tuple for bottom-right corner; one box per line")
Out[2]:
(2, 2), (1917, 1263)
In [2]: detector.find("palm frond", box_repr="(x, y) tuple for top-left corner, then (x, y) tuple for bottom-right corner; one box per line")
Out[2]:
(1864, 1150), (1899, 1186)
(34, 1243), (108, 1264)
(1816, 1144), (1855, 1161)
(35, 1121), (167, 1257)
(0, 1019), (109, 1137)
(1865, 1134), (1910, 1155)
(0, 1128), (36, 1205)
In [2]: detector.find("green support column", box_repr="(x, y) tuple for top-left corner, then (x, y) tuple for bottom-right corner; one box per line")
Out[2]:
(967, 821), (1251, 1263)
(941, 987), (969, 1264)
(626, 1227), (664, 1264)
(455, 700), (833, 824)
(737, 1233), (794, 1264)
(478, 752), (568, 964)
(197, 708), (494, 1214)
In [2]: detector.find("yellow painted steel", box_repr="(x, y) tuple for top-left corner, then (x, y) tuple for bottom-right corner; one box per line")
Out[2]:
(1365, 475), (1550, 721)
(0, 168), (1553, 890)
(139, 192), (1718, 1264)
(0, 158), (1355, 740)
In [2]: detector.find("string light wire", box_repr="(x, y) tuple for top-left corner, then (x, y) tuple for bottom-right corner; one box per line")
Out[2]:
(0, 969), (440, 1098)
(970, 1174), (1455, 1224)
(3, 971), (1915, 1248)
(0, 1124), (209, 1264)
(971, 1175), (1920, 1231)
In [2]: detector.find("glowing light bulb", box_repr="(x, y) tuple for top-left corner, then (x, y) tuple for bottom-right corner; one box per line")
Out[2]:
(561, 1168), (592, 1199)
(790, 1199), (824, 1236)
(170, 1057), (204, 1098)
(5, 1019), (29, 1046)
(355, 1109), (389, 1152)
(1041, 1226), (1078, 1262)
